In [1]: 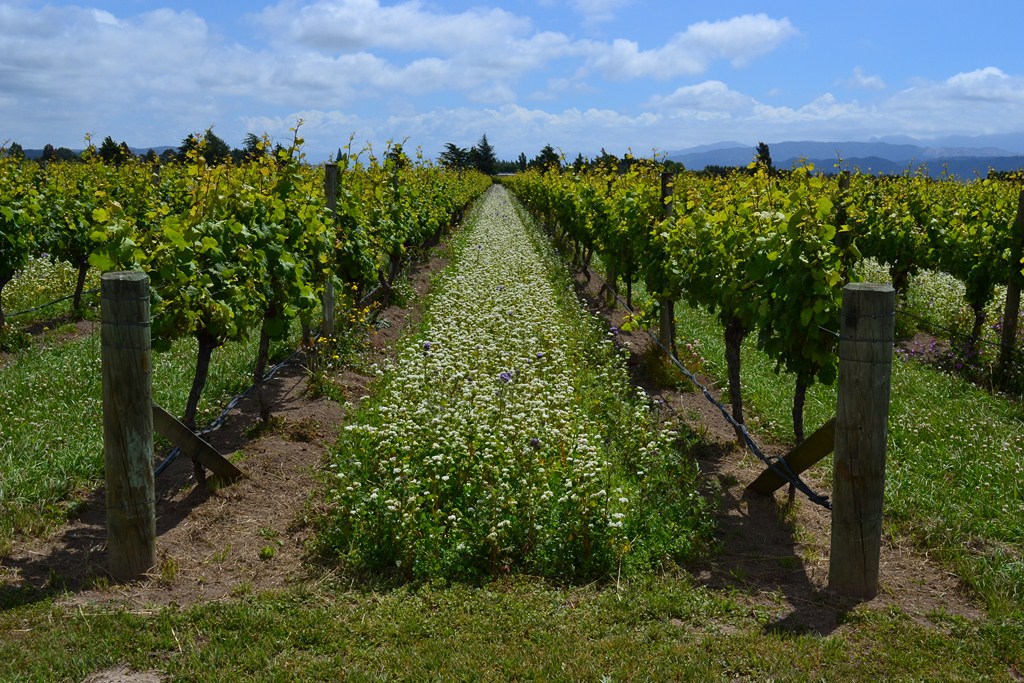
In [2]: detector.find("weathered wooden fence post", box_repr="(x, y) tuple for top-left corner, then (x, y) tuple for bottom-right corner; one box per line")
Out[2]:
(658, 171), (676, 353)
(829, 282), (895, 598)
(322, 163), (339, 337)
(998, 189), (1024, 379)
(101, 271), (156, 581)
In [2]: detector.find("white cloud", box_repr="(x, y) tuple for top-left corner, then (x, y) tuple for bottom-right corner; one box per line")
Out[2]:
(3, 2), (1023, 160)
(249, 2), (578, 105)
(641, 67), (1024, 145)
(0, 4), (803, 153)
(255, 0), (532, 54)
(942, 66), (1019, 101)
(240, 109), (362, 148)
(571, 0), (632, 24)
(849, 67), (886, 90)
(586, 14), (798, 79)
(0, 5), (234, 143)
(0, 6), (212, 99)
(274, 104), (668, 161)
(647, 81), (756, 114)
(754, 93), (866, 124)
(873, 67), (1024, 136)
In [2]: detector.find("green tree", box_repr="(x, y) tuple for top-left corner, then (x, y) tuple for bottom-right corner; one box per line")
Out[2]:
(531, 144), (560, 170)
(203, 129), (231, 165)
(469, 134), (497, 175)
(117, 141), (134, 165)
(438, 143), (471, 169)
(178, 129), (232, 165)
(242, 133), (266, 161)
(98, 136), (121, 164)
(755, 141), (774, 173)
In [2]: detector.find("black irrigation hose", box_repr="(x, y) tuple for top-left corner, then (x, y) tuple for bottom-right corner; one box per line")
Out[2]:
(153, 246), (423, 477)
(583, 274), (832, 510)
(6, 287), (101, 320)
(510, 200), (831, 506)
(153, 345), (305, 476)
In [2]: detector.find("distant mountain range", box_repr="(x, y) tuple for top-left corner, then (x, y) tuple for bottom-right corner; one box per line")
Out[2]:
(666, 135), (1024, 178)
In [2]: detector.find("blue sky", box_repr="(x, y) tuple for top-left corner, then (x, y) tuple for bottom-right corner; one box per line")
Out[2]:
(2, 1), (1024, 162)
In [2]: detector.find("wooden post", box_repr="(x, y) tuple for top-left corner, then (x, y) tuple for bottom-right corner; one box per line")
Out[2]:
(998, 190), (1024, 378)
(658, 172), (676, 352)
(829, 283), (895, 598)
(322, 164), (339, 337)
(101, 271), (156, 581)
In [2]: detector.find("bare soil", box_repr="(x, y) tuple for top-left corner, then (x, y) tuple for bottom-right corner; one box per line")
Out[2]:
(571, 269), (984, 635)
(0, 233), (983, 642)
(0, 247), (448, 610)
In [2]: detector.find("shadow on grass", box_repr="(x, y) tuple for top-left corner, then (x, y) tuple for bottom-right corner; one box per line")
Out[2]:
(566, 269), (861, 637)
(685, 438), (861, 637)
(0, 477), (212, 610)
(0, 367), (311, 610)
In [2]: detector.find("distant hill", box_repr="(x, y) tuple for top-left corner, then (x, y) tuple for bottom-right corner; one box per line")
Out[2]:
(666, 136), (1024, 178)
(21, 145), (176, 160)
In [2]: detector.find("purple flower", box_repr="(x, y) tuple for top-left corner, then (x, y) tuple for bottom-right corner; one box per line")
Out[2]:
(423, 341), (432, 352)
(536, 351), (544, 359)
(529, 437), (541, 450)
(498, 371), (513, 384)
(610, 326), (619, 336)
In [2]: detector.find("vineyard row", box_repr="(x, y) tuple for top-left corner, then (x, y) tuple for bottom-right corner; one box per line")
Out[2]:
(1, 132), (491, 432)
(503, 162), (1024, 442)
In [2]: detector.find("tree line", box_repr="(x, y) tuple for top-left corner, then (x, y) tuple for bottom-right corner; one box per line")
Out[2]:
(1, 128), (300, 166)
(437, 134), (678, 176)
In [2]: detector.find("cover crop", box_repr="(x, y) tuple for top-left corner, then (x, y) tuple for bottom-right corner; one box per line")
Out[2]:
(323, 186), (711, 581)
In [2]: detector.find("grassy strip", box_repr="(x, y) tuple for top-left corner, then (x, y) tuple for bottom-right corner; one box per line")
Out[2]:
(3, 204), (1023, 681)
(0, 327), (294, 551)
(672, 290), (1024, 617)
(1, 578), (1021, 681)
(321, 186), (711, 581)
(3, 257), (101, 324)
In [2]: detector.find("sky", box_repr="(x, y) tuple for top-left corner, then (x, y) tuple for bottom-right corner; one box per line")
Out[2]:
(3, 0), (1024, 162)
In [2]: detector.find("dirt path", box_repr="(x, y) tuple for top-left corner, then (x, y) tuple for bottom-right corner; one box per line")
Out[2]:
(0, 204), (984, 635)
(0, 243), (450, 609)
(571, 269), (984, 634)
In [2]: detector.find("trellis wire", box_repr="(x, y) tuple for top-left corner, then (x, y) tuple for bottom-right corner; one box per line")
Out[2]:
(6, 287), (101, 319)
(154, 345), (305, 476)
(588, 274), (832, 509)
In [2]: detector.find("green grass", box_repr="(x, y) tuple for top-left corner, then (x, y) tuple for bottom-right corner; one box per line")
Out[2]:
(6, 223), (1024, 679)
(2, 256), (102, 326)
(671, 279), (1024, 618)
(0, 327), (295, 549)
(322, 188), (710, 581)
(1, 577), (1021, 681)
